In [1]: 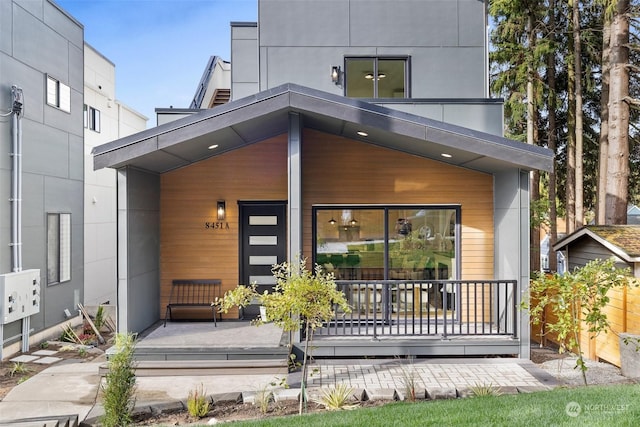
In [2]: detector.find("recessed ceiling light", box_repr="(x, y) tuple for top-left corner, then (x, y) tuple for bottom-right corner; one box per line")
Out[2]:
(208, 144), (219, 150)
(441, 153), (453, 158)
(357, 131), (368, 137)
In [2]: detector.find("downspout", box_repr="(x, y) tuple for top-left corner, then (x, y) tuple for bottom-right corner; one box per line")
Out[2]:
(11, 85), (23, 273)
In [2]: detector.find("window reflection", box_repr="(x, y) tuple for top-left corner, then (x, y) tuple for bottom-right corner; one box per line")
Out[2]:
(345, 57), (407, 98)
(314, 207), (457, 282)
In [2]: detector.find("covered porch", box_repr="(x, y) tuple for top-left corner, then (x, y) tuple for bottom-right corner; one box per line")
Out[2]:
(92, 84), (553, 360)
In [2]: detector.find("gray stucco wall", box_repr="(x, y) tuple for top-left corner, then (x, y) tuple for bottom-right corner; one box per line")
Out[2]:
(1, 0), (84, 343)
(231, 0), (499, 135)
(231, 23), (259, 101)
(493, 169), (530, 358)
(117, 167), (160, 334)
(257, 0), (487, 98)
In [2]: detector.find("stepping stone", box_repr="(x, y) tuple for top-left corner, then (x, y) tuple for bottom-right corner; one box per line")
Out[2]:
(10, 355), (39, 363)
(32, 349), (58, 356)
(33, 356), (63, 364)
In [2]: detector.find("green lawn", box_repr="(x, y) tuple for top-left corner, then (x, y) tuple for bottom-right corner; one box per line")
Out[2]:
(222, 384), (640, 427)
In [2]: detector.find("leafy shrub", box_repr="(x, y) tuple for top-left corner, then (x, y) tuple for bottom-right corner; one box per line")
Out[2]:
(312, 384), (359, 411)
(8, 361), (30, 377)
(187, 383), (210, 418)
(254, 384), (273, 414)
(470, 382), (502, 397)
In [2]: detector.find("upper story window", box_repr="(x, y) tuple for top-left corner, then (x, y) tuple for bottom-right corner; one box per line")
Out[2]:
(345, 57), (408, 98)
(84, 104), (101, 132)
(46, 75), (71, 112)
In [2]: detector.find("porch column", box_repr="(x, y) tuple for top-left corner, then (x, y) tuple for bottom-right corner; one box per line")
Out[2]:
(116, 167), (161, 335)
(494, 169), (531, 359)
(288, 112), (302, 261)
(117, 168), (129, 334)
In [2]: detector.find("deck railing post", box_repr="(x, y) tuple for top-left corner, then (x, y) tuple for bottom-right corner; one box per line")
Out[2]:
(512, 280), (518, 339)
(442, 282), (448, 340)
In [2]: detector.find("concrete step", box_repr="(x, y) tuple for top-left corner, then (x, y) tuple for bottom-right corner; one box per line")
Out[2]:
(99, 358), (289, 377)
(130, 345), (290, 362)
(0, 414), (78, 427)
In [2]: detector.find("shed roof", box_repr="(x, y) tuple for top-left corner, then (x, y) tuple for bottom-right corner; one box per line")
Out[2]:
(92, 83), (554, 175)
(553, 225), (640, 263)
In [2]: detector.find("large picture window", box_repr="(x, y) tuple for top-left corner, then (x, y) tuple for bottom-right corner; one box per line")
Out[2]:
(47, 213), (71, 285)
(345, 57), (408, 98)
(313, 206), (458, 281)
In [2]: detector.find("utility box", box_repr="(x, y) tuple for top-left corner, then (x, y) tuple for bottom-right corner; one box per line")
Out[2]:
(0, 269), (41, 325)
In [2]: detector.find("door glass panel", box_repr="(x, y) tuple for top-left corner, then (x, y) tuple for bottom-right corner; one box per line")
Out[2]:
(249, 236), (278, 245)
(316, 209), (385, 280)
(249, 215), (278, 225)
(249, 275), (277, 285)
(249, 255), (278, 265)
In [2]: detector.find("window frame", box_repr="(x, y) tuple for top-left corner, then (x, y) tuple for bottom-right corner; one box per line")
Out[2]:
(312, 204), (460, 281)
(46, 74), (71, 113)
(344, 56), (410, 99)
(47, 212), (71, 286)
(84, 104), (101, 132)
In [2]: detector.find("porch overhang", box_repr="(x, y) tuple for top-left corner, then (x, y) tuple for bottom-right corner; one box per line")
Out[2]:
(93, 84), (553, 174)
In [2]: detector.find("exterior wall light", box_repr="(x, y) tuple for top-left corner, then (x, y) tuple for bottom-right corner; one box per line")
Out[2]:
(217, 200), (226, 220)
(331, 66), (341, 84)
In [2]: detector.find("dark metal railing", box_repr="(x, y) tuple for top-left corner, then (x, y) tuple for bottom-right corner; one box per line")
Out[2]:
(307, 280), (518, 340)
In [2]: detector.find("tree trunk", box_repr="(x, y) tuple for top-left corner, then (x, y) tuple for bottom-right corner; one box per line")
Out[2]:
(527, 13), (541, 273)
(606, 0), (630, 224)
(597, 15), (612, 225)
(573, 0), (584, 228)
(566, 28), (577, 234)
(547, 0), (558, 272)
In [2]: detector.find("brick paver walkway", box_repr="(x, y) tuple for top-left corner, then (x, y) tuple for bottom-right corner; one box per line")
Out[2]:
(307, 360), (547, 390)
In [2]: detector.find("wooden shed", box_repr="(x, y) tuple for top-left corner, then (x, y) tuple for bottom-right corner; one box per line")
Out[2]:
(551, 225), (640, 366)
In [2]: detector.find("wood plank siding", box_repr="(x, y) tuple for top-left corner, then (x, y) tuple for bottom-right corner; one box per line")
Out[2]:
(160, 136), (288, 318)
(160, 129), (495, 320)
(301, 130), (494, 281)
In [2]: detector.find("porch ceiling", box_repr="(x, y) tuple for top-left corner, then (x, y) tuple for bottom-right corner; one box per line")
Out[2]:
(93, 84), (553, 175)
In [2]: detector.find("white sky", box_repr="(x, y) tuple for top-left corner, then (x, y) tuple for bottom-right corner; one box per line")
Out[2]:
(56, 0), (257, 126)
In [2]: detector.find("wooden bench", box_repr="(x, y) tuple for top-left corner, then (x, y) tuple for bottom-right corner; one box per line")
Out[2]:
(164, 279), (222, 327)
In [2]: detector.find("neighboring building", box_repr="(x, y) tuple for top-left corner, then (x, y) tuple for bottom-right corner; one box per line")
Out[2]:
(93, 0), (554, 358)
(552, 225), (640, 366)
(83, 44), (147, 307)
(156, 56), (231, 126)
(627, 204), (640, 225)
(1, 0), (84, 357)
(1, 1), (146, 360)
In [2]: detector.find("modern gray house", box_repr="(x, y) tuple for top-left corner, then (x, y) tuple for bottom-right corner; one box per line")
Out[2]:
(1, 0), (84, 358)
(93, 0), (553, 359)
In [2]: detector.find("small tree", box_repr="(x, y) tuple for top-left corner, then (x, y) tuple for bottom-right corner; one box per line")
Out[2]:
(101, 333), (137, 427)
(216, 257), (350, 414)
(526, 258), (637, 385)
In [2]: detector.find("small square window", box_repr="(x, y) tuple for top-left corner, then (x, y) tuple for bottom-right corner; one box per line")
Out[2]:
(46, 75), (71, 113)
